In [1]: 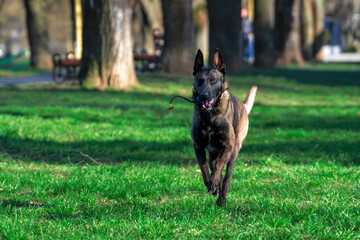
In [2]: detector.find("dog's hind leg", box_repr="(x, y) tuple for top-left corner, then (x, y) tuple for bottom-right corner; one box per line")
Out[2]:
(193, 143), (211, 187)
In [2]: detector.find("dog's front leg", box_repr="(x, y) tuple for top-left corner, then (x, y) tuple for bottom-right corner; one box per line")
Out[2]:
(209, 152), (223, 196)
(216, 153), (237, 206)
(193, 142), (211, 187)
(208, 144), (234, 195)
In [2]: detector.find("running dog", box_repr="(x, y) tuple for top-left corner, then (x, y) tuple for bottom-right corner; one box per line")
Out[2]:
(191, 49), (257, 206)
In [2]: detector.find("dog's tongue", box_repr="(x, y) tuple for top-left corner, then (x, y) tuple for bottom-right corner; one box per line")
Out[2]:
(203, 98), (214, 108)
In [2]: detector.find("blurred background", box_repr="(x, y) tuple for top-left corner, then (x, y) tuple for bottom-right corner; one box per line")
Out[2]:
(0, 0), (359, 87)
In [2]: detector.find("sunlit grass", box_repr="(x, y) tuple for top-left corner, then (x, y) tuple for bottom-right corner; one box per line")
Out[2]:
(0, 63), (359, 239)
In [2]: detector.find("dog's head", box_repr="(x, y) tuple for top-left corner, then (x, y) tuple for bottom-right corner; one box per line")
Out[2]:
(192, 49), (229, 110)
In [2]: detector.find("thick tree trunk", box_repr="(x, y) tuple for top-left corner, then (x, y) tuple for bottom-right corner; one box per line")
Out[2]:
(132, 1), (147, 54)
(301, 0), (315, 60)
(194, 1), (209, 61)
(207, 0), (242, 73)
(312, 0), (324, 60)
(254, 0), (275, 69)
(161, 0), (195, 75)
(140, 0), (163, 31)
(79, 0), (138, 89)
(275, 0), (304, 66)
(23, 0), (52, 69)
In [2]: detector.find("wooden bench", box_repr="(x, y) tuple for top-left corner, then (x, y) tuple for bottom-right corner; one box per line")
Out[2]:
(52, 52), (80, 83)
(134, 29), (164, 72)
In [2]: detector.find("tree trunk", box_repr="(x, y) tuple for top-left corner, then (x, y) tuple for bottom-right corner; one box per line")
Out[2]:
(301, 0), (315, 60)
(194, 1), (209, 61)
(140, 0), (163, 31)
(79, 0), (138, 89)
(23, 0), (52, 69)
(312, 0), (324, 60)
(161, 0), (195, 75)
(207, 0), (242, 73)
(275, 0), (304, 66)
(254, 0), (276, 69)
(132, 0), (147, 55)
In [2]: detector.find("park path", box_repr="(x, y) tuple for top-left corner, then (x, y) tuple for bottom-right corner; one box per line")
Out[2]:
(323, 53), (360, 63)
(0, 73), (52, 88)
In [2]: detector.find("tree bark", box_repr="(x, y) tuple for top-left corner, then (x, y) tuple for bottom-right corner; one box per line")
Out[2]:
(301, 0), (315, 60)
(161, 0), (195, 75)
(312, 0), (324, 60)
(254, 0), (276, 69)
(275, 0), (304, 66)
(140, 0), (163, 31)
(23, 0), (52, 69)
(79, 0), (138, 89)
(194, 1), (209, 61)
(207, 0), (242, 73)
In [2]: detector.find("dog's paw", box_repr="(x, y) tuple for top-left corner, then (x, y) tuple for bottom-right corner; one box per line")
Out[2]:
(216, 196), (226, 206)
(207, 181), (218, 195)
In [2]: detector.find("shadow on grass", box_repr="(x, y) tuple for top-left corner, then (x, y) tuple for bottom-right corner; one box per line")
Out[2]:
(0, 135), (359, 166)
(243, 66), (360, 87)
(253, 104), (360, 131)
(0, 136), (194, 165)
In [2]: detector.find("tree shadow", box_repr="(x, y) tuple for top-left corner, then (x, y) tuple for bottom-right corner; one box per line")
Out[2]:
(1, 131), (359, 166)
(0, 136), (194, 166)
(244, 66), (360, 87)
(253, 104), (360, 131)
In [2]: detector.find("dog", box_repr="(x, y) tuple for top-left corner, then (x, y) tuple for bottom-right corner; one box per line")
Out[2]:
(191, 49), (257, 206)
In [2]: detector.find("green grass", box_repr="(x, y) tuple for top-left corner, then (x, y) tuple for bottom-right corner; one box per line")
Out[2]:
(0, 63), (359, 239)
(0, 57), (49, 77)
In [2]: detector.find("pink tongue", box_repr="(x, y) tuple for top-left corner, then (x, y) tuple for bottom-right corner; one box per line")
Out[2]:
(203, 98), (214, 108)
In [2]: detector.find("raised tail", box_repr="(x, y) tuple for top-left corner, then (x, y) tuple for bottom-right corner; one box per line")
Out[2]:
(244, 85), (258, 115)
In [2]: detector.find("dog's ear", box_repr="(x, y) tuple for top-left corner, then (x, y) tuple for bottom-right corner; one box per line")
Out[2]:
(213, 49), (226, 74)
(193, 49), (204, 76)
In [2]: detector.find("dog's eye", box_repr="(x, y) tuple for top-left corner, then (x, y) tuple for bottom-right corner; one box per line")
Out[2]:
(210, 78), (217, 84)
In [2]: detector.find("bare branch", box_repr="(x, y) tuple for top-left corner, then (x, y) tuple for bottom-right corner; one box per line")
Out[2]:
(80, 152), (105, 166)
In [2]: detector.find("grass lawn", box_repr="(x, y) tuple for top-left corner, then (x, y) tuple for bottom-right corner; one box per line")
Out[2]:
(0, 63), (359, 239)
(0, 57), (49, 78)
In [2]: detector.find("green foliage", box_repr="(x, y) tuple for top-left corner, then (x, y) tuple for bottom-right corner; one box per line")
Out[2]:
(0, 63), (359, 239)
(0, 57), (49, 77)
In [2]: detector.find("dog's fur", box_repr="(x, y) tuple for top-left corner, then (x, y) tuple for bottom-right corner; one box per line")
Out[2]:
(191, 49), (257, 206)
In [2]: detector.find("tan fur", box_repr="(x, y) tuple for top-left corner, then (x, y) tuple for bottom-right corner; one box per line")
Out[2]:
(244, 85), (258, 115)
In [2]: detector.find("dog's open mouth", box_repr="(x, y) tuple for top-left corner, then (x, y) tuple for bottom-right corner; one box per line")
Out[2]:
(202, 98), (214, 109)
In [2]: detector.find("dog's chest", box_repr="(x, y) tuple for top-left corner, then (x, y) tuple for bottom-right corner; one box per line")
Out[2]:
(192, 108), (230, 153)
(199, 125), (220, 152)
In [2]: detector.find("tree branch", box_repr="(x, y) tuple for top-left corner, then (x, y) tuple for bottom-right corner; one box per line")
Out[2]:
(80, 152), (104, 166)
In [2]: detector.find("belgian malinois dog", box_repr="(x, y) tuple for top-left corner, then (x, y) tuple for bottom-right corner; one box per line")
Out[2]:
(191, 49), (257, 206)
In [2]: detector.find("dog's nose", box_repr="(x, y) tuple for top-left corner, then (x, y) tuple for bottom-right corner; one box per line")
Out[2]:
(200, 91), (210, 100)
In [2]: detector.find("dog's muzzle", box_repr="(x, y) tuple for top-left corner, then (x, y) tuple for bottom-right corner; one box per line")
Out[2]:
(196, 96), (215, 109)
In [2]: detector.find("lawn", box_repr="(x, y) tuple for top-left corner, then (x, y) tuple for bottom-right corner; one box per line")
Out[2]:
(0, 57), (49, 78)
(0, 63), (359, 239)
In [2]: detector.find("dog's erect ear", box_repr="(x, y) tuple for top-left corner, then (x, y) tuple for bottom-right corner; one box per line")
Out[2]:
(213, 49), (226, 74)
(193, 49), (204, 76)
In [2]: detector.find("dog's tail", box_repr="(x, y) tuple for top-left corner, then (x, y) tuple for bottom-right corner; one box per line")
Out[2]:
(244, 85), (258, 115)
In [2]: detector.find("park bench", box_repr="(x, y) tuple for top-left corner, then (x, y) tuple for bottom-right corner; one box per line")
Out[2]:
(52, 52), (80, 83)
(134, 29), (164, 72)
